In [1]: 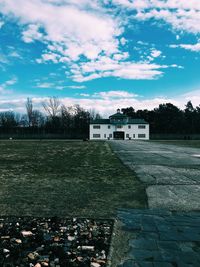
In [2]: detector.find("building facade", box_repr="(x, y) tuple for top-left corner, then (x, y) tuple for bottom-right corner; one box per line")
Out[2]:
(90, 109), (149, 140)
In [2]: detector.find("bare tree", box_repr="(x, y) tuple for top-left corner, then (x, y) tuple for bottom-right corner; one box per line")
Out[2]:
(42, 97), (61, 118)
(26, 97), (33, 127)
(89, 109), (102, 120)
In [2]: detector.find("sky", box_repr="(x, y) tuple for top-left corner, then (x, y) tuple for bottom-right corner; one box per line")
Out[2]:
(0, 0), (200, 116)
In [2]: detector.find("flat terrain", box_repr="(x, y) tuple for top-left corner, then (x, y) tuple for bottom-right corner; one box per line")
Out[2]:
(0, 140), (146, 218)
(152, 140), (200, 148)
(110, 140), (200, 211)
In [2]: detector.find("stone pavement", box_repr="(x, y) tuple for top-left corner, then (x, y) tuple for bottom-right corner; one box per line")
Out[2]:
(110, 141), (200, 210)
(117, 209), (200, 267)
(109, 141), (200, 266)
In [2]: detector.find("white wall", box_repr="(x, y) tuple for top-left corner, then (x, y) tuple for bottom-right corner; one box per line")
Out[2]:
(90, 124), (149, 140)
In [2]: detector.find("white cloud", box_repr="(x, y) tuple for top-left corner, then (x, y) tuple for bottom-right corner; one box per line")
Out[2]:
(9, 51), (22, 59)
(67, 85), (86, 89)
(36, 82), (54, 88)
(0, 77), (18, 94)
(79, 93), (90, 97)
(0, 0), (121, 61)
(151, 49), (162, 58)
(0, 20), (4, 28)
(0, 0), (185, 82)
(0, 53), (9, 64)
(35, 82), (66, 90)
(170, 43), (200, 52)
(113, 0), (200, 34)
(5, 77), (18, 86)
(1, 87), (200, 116)
(69, 56), (179, 82)
(93, 90), (137, 99)
(22, 24), (44, 43)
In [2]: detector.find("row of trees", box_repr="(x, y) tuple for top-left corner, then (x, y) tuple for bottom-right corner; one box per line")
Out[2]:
(0, 97), (100, 138)
(0, 98), (200, 136)
(122, 101), (200, 134)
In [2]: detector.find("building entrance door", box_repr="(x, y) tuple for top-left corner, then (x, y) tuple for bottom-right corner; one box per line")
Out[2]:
(113, 131), (125, 140)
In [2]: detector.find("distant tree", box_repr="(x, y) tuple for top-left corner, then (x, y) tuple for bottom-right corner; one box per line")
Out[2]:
(25, 97), (33, 127)
(184, 101), (195, 133)
(61, 105), (72, 129)
(121, 107), (136, 118)
(0, 111), (20, 128)
(32, 110), (45, 127)
(89, 109), (102, 120)
(42, 97), (61, 118)
(185, 101), (194, 112)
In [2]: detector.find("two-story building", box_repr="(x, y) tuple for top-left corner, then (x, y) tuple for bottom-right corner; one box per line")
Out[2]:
(90, 109), (149, 140)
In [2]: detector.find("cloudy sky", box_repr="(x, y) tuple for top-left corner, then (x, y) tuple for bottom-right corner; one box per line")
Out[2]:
(0, 0), (200, 115)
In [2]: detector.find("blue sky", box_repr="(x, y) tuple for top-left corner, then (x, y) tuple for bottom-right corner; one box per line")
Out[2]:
(0, 0), (200, 115)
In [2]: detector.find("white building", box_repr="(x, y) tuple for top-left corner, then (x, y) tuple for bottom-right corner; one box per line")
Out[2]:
(90, 109), (149, 140)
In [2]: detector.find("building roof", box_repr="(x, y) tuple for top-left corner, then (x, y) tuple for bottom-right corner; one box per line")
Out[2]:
(90, 118), (148, 125)
(90, 119), (110, 124)
(128, 119), (148, 124)
(90, 109), (149, 125)
(109, 112), (127, 118)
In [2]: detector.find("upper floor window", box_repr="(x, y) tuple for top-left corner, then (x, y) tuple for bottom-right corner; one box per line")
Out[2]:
(138, 125), (146, 129)
(117, 125), (123, 128)
(108, 125), (111, 129)
(93, 125), (100, 129)
(128, 125), (131, 129)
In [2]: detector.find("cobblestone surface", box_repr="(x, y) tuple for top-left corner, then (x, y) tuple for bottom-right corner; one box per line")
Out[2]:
(110, 140), (200, 210)
(117, 209), (200, 267)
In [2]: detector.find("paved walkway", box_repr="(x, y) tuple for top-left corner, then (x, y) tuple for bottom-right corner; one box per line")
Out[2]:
(109, 141), (200, 266)
(110, 141), (200, 210)
(117, 209), (200, 267)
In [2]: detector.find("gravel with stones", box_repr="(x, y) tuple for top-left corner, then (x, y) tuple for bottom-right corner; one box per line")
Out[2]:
(0, 217), (113, 267)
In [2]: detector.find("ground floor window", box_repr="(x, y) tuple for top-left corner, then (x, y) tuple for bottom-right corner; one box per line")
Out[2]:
(126, 133), (129, 138)
(104, 134), (106, 138)
(133, 134), (135, 138)
(93, 134), (101, 138)
(138, 134), (146, 138)
(109, 134), (112, 138)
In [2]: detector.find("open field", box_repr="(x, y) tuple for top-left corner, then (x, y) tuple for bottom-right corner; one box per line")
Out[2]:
(151, 140), (200, 148)
(0, 140), (147, 218)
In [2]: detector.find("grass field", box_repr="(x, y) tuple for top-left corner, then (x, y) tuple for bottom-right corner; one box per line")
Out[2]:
(151, 140), (200, 148)
(0, 140), (147, 218)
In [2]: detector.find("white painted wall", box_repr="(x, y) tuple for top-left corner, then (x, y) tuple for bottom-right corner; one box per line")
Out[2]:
(90, 124), (149, 140)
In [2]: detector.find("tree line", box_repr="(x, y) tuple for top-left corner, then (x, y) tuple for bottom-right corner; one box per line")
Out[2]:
(0, 98), (200, 138)
(0, 97), (100, 139)
(122, 101), (200, 134)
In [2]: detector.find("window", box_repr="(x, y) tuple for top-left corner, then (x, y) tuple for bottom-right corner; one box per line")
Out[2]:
(104, 134), (106, 138)
(138, 125), (146, 129)
(128, 125), (131, 129)
(126, 134), (129, 138)
(93, 134), (101, 138)
(108, 125), (111, 129)
(138, 134), (146, 138)
(109, 134), (112, 138)
(93, 125), (100, 129)
(117, 125), (123, 128)
(133, 134), (135, 138)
